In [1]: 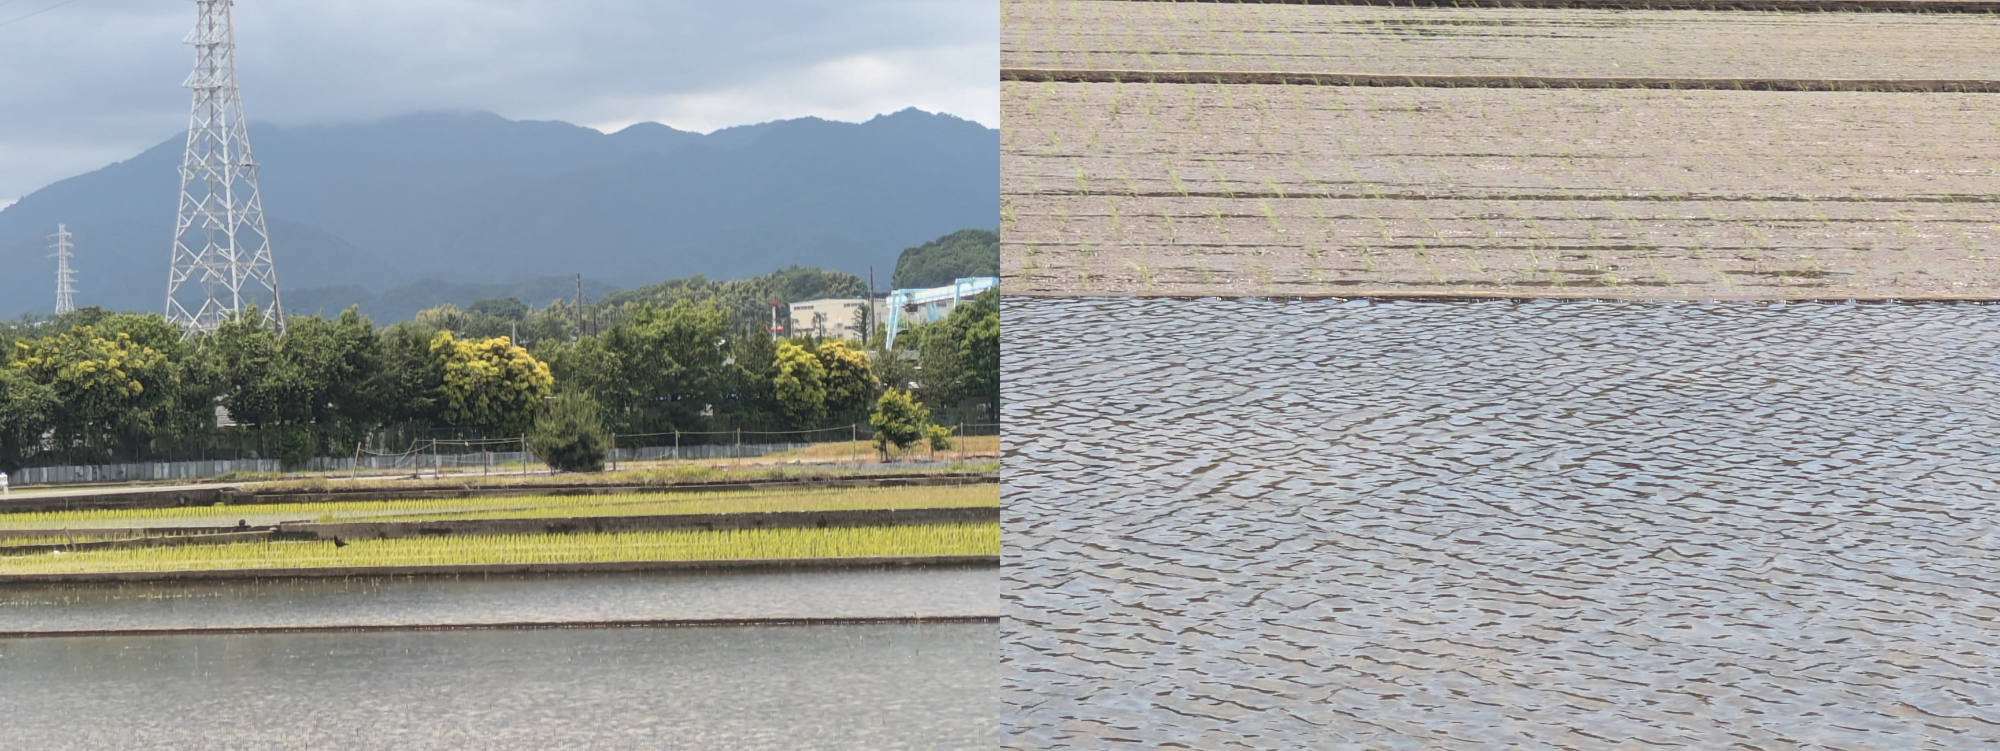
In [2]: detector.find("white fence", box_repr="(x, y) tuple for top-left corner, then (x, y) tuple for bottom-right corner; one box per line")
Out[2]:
(9, 441), (821, 487)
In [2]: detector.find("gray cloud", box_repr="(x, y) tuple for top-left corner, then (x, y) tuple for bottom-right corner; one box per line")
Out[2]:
(0, 0), (997, 203)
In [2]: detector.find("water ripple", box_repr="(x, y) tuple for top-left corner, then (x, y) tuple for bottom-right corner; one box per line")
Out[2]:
(1002, 298), (2000, 748)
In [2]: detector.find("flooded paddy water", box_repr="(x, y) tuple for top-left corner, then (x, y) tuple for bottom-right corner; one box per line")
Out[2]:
(0, 622), (997, 750)
(0, 567), (999, 632)
(1002, 297), (2000, 748)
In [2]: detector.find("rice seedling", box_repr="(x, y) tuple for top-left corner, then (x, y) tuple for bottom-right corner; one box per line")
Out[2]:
(0, 485), (999, 532)
(1000, 0), (2000, 298)
(0, 523), (1002, 576)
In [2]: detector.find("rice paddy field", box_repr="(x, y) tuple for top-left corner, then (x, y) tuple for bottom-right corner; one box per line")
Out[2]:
(0, 524), (999, 576)
(0, 484), (1000, 576)
(1000, 0), (2000, 298)
(1004, 2), (2000, 80)
(0, 484), (999, 531)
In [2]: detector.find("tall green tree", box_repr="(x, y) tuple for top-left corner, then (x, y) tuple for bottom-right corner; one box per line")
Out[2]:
(197, 306), (294, 429)
(598, 301), (732, 431)
(952, 289), (1000, 409)
(0, 367), (57, 472)
(282, 308), (390, 450)
(719, 327), (780, 429)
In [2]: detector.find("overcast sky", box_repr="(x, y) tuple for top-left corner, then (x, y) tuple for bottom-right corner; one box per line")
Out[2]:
(0, 0), (997, 208)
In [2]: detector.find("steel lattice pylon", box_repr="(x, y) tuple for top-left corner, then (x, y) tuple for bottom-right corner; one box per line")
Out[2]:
(166, 0), (283, 335)
(50, 224), (76, 315)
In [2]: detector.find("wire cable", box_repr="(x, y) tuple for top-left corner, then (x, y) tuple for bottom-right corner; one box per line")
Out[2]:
(0, 0), (88, 30)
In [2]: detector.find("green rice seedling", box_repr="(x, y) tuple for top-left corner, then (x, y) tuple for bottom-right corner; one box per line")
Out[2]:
(0, 523), (1002, 576)
(1125, 261), (1155, 292)
(0, 485), (998, 531)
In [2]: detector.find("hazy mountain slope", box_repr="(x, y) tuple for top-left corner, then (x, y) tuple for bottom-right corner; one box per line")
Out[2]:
(0, 108), (996, 318)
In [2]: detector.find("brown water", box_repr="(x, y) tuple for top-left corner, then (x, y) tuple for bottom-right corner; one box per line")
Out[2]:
(0, 623), (997, 750)
(1002, 297), (2000, 748)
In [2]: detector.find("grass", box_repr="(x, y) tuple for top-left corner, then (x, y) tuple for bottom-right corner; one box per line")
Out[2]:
(0, 485), (1000, 532)
(248, 458), (999, 495)
(754, 435), (1001, 463)
(0, 523), (1001, 576)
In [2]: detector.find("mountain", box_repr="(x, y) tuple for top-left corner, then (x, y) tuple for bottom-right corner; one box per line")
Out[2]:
(0, 108), (997, 319)
(893, 228), (1000, 289)
(284, 276), (621, 323)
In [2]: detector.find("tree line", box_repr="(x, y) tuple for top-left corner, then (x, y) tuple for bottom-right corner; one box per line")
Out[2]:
(0, 288), (999, 473)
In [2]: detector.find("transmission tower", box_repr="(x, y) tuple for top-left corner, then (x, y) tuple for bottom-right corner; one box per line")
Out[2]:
(50, 224), (76, 315)
(165, 0), (283, 335)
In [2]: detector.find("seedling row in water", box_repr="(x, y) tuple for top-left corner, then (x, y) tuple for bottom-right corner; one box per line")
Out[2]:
(0, 485), (1000, 532)
(0, 523), (1001, 575)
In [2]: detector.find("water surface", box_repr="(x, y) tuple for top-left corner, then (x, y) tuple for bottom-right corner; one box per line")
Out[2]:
(0, 623), (996, 750)
(0, 567), (997, 632)
(1003, 298), (2000, 748)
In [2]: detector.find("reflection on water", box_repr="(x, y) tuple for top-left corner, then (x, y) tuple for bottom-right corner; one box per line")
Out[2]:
(1002, 298), (2000, 748)
(0, 567), (998, 632)
(0, 623), (997, 750)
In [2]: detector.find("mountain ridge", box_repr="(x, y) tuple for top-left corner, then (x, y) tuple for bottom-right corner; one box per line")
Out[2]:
(0, 107), (997, 318)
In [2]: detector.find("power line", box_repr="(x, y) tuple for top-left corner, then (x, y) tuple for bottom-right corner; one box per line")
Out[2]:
(0, 0), (88, 30)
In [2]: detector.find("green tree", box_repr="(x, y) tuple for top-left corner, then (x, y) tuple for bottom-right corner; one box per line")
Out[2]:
(530, 391), (607, 472)
(414, 303), (470, 334)
(0, 367), (57, 471)
(869, 388), (932, 460)
(380, 323), (446, 426)
(468, 297), (529, 321)
(952, 289), (1000, 410)
(432, 331), (555, 436)
(534, 335), (624, 427)
(916, 325), (966, 409)
(197, 306), (294, 428)
(282, 308), (390, 450)
(719, 328), (780, 429)
(773, 340), (827, 429)
(598, 301), (732, 431)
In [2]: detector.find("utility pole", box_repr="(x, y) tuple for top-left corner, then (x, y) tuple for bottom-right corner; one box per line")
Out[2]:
(50, 224), (76, 315)
(575, 273), (585, 340)
(166, 0), (284, 335)
(867, 265), (875, 346)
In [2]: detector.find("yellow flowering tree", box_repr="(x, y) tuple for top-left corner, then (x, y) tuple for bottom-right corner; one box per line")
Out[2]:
(10, 325), (176, 463)
(772, 340), (827, 429)
(814, 339), (879, 422)
(430, 332), (553, 436)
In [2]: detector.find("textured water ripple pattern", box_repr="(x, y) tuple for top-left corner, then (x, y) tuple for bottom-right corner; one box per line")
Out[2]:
(1002, 297), (2000, 749)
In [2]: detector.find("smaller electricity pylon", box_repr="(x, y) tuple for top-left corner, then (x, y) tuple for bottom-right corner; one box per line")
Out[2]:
(50, 224), (77, 315)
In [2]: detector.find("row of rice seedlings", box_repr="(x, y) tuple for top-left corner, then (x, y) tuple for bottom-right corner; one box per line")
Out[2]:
(1005, 0), (2000, 81)
(0, 523), (1001, 576)
(0, 485), (1000, 531)
(322, 484), (1001, 523)
(0, 532), (145, 548)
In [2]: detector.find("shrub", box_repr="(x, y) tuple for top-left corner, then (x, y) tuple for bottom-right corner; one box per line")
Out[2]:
(870, 389), (932, 460)
(277, 428), (316, 468)
(925, 424), (954, 451)
(530, 393), (607, 472)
